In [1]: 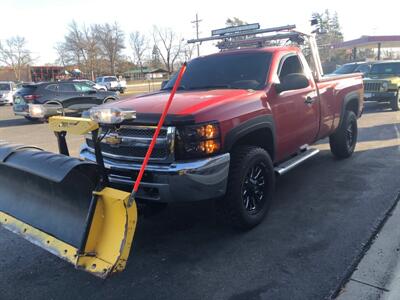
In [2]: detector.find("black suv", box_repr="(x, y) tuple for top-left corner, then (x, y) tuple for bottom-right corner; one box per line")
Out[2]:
(13, 81), (119, 120)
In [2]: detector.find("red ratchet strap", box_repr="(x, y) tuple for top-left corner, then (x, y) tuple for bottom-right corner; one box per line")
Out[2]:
(128, 63), (187, 206)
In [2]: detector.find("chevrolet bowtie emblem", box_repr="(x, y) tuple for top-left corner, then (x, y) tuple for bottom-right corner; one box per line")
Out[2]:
(105, 134), (122, 145)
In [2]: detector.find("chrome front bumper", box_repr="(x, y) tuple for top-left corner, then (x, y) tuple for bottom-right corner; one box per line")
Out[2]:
(364, 91), (397, 102)
(14, 111), (29, 116)
(80, 147), (230, 202)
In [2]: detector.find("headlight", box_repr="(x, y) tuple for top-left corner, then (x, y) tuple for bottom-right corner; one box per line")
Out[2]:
(89, 107), (136, 124)
(176, 122), (221, 159)
(29, 104), (63, 118)
(381, 82), (388, 91)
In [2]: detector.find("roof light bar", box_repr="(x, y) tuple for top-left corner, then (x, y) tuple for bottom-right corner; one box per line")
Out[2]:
(188, 24), (297, 44)
(212, 23), (260, 36)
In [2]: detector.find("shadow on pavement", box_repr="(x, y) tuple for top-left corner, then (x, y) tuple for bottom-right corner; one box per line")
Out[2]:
(358, 123), (400, 142)
(0, 117), (36, 128)
(363, 102), (394, 114)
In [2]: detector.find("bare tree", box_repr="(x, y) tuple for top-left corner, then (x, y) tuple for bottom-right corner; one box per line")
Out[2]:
(94, 22), (125, 74)
(182, 43), (195, 62)
(54, 42), (71, 67)
(61, 21), (100, 79)
(130, 31), (148, 72)
(0, 36), (32, 81)
(64, 21), (85, 67)
(153, 26), (183, 74)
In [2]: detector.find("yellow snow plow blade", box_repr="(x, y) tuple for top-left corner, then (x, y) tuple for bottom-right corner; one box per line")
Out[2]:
(0, 183), (137, 278)
(0, 116), (138, 278)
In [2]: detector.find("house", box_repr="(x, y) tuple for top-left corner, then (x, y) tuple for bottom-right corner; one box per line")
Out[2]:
(124, 68), (169, 81)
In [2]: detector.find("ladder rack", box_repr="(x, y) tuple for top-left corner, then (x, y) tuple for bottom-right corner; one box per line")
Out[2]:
(187, 23), (324, 79)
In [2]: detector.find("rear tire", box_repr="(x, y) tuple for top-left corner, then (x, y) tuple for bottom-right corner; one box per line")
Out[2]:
(217, 146), (275, 230)
(329, 110), (358, 159)
(390, 90), (400, 111)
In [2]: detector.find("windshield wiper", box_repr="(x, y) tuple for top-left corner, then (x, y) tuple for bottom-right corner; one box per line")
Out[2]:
(162, 85), (187, 91)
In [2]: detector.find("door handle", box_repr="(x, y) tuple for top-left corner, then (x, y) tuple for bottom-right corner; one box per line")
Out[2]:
(305, 97), (315, 105)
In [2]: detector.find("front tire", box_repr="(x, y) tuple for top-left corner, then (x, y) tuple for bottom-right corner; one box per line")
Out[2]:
(218, 146), (275, 230)
(329, 110), (358, 158)
(390, 90), (400, 111)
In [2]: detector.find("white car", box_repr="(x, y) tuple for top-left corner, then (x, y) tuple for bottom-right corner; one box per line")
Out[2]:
(72, 79), (107, 91)
(0, 81), (16, 105)
(96, 76), (127, 93)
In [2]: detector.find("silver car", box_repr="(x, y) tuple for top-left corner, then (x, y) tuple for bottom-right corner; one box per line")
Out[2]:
(0, 81), (16, 105)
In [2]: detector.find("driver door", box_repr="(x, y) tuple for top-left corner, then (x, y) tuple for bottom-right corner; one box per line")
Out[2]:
(269, 54), (319, 160)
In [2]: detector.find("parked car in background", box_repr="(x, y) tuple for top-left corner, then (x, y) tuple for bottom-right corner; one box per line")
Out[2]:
(364, 60), (400, 111)
(96, 76), (127, 93)
(332, 62), (373, 75)
(71, 79), (107, 91)
(0, 81), (17, 105)
(13, 81), (119, 121)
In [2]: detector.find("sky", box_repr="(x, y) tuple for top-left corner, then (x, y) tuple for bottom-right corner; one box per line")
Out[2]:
(1, 0), (399, 64)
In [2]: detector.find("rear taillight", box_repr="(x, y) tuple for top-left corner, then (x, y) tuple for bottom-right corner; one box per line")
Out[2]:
(23, 94), (41, 102)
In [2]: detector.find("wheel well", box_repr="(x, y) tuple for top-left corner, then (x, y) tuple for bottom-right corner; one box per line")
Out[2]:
(103, 97), (115, 104)
(345, 98), (359, 116)
(232, 128), (274, 161)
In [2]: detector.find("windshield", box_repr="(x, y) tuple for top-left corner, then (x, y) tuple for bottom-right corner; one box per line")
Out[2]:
(163, 52), (272, 91)
(333, 64), (358, 74)
(355, 64), (370, 74)
(105, 77), (117, 82)
(370, 63), (400, 75)
(0, 83), (11, 91)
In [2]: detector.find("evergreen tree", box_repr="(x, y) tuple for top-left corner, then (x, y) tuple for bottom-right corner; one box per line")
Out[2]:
(312, 10), (347, 71)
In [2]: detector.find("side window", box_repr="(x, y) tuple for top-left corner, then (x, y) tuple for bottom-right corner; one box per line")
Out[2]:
(74, 83), (93, 92)
(279, 55), (304, 81)
(59, 83), (76, 92)
(357, 65), (370, 74)
(45, 84), (58, 92)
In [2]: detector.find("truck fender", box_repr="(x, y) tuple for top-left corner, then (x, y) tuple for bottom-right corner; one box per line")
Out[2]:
(224, 115), (276, 160)
(337, 91), (361, 129)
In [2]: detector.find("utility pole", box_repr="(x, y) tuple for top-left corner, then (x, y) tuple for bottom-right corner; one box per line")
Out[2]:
(191, 13), (202, 56)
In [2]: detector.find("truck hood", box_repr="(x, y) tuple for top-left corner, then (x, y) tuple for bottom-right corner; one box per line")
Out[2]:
(365, 74), (399, 81)
(105, 89), (254, 116)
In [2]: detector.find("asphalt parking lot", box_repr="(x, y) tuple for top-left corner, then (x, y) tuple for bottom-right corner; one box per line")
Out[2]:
(0, 102), (399, 300)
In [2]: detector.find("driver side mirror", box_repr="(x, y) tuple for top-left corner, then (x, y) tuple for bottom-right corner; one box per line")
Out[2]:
(88, 89), (97, 94)
(276, 73), (309, 93)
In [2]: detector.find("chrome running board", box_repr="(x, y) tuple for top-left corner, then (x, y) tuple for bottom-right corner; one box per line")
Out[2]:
(274, 148), (320, 175)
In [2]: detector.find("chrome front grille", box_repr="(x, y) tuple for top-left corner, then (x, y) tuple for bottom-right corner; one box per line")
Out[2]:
(364, 82), (382, 92)
(118, 127), (168, 138)
(86, 125), (175, 163)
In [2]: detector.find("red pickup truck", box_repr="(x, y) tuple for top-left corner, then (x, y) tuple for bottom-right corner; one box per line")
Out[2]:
(80, 26), (364, 229)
